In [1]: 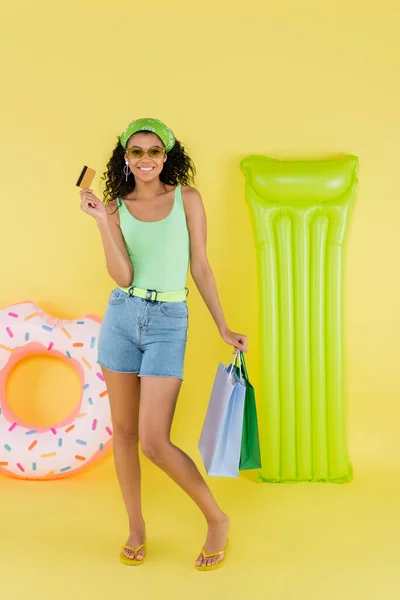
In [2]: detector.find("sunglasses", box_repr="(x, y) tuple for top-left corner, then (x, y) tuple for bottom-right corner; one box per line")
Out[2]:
(125, 146), (165, 159)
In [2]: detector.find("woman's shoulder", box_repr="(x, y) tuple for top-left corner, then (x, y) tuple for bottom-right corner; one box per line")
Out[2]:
(181, 185), (202, 204)
(105, 198), (121, 223)
(180, 186), (204, 220)
(181, 185), (199, 201)
(181, 184), (196, 192)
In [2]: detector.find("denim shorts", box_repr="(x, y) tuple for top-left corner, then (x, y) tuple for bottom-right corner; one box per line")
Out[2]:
(97, 288), (189, 379)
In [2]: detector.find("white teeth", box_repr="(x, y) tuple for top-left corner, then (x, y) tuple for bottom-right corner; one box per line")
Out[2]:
(139, 167), (154, 171)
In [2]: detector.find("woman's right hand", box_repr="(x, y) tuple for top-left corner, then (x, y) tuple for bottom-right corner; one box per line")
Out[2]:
(80, 188), (107, 222)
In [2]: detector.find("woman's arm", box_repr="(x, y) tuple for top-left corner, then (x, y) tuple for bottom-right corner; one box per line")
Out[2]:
(96, 205), (134, 287)
(182, 186), (248, 353)
(80, 190), (133, 288)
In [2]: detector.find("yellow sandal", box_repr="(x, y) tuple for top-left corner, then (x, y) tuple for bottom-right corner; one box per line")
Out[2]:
(119, 543), (146, 566)
(195, 540), (229, 571)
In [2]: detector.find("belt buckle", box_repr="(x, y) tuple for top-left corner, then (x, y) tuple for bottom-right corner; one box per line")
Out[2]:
(145, 288), (158, 302)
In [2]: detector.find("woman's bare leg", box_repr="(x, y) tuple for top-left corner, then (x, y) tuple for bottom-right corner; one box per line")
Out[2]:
(139, 376), (229, 568)
(101, 368), (146, 561)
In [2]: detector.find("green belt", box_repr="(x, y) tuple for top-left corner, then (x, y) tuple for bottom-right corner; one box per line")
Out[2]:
(127, 286), (189, 303)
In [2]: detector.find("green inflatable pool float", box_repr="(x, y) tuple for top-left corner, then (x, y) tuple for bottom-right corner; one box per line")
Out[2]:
(240, 155), (358, 483)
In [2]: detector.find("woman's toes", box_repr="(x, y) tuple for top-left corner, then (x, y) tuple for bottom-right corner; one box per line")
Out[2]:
(195, 553), (225, 567)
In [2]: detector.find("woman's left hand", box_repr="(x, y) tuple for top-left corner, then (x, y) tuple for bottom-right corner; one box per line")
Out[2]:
(220, 328), (248, 354)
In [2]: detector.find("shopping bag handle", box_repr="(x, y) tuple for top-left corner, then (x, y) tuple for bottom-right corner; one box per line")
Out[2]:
(224, 349), (240, 368)
(224, 350), (245, 383)
(238, 350), (249, 380)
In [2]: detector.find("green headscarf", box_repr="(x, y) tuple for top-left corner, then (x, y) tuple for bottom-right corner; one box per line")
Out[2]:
(120, 117), (176, 152)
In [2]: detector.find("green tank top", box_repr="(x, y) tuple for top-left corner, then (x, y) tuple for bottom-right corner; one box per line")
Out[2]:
(116, 185), (190, 293)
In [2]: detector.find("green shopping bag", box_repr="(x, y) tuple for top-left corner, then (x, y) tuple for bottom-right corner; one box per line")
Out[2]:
(234, 351), (262, 471)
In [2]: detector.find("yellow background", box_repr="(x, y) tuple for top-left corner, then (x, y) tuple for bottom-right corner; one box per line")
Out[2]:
(1, 1), (399, 598)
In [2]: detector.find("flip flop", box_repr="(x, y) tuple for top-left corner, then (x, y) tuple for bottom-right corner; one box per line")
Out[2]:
(195, 539), (229, 571)
(120, 543), (146, 566)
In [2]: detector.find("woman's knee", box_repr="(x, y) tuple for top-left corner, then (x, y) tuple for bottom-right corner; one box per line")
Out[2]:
(140, 431), (170, 463)
(113, 422), (139, 444)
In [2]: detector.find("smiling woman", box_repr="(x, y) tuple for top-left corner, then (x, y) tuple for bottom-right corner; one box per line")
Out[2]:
(79, 117), (248, 571)
(100, 118), (196, 205)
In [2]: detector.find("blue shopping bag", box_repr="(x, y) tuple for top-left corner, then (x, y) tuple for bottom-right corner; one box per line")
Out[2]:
(198, 353), (246, 478)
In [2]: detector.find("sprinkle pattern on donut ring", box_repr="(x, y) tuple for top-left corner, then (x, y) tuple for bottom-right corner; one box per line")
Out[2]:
(0, 302), (112, 480)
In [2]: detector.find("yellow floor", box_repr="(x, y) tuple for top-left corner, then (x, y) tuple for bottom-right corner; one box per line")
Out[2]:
(1, 444), (399, 600)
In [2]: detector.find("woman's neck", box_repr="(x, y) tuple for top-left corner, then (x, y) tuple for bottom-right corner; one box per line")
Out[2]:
(131, 179), (168, 200)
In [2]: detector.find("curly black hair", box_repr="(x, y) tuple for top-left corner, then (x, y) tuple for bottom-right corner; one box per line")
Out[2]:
(100, 131), (197, 205)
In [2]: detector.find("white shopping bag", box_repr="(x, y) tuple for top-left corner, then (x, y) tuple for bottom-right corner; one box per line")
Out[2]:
(198, 354), (246, 478)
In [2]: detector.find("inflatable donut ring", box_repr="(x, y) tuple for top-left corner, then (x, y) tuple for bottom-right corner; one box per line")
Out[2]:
(0, 301), (112, 480)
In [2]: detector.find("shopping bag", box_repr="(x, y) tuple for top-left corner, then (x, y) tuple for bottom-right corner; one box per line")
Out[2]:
(198, 354), (246, 478)
(234, 351), (262, 471)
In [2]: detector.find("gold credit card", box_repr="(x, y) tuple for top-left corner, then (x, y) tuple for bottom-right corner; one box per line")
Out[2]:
(76, 166), (96, 189)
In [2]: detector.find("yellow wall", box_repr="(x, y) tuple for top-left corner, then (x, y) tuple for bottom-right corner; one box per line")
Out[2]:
(1, 0), (399, 478)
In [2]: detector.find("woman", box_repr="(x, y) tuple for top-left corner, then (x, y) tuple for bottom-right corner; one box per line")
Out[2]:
(79, 118), (248, 571)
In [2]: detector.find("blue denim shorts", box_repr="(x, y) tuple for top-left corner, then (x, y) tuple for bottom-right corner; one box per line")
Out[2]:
(97, 288), (188, 379)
